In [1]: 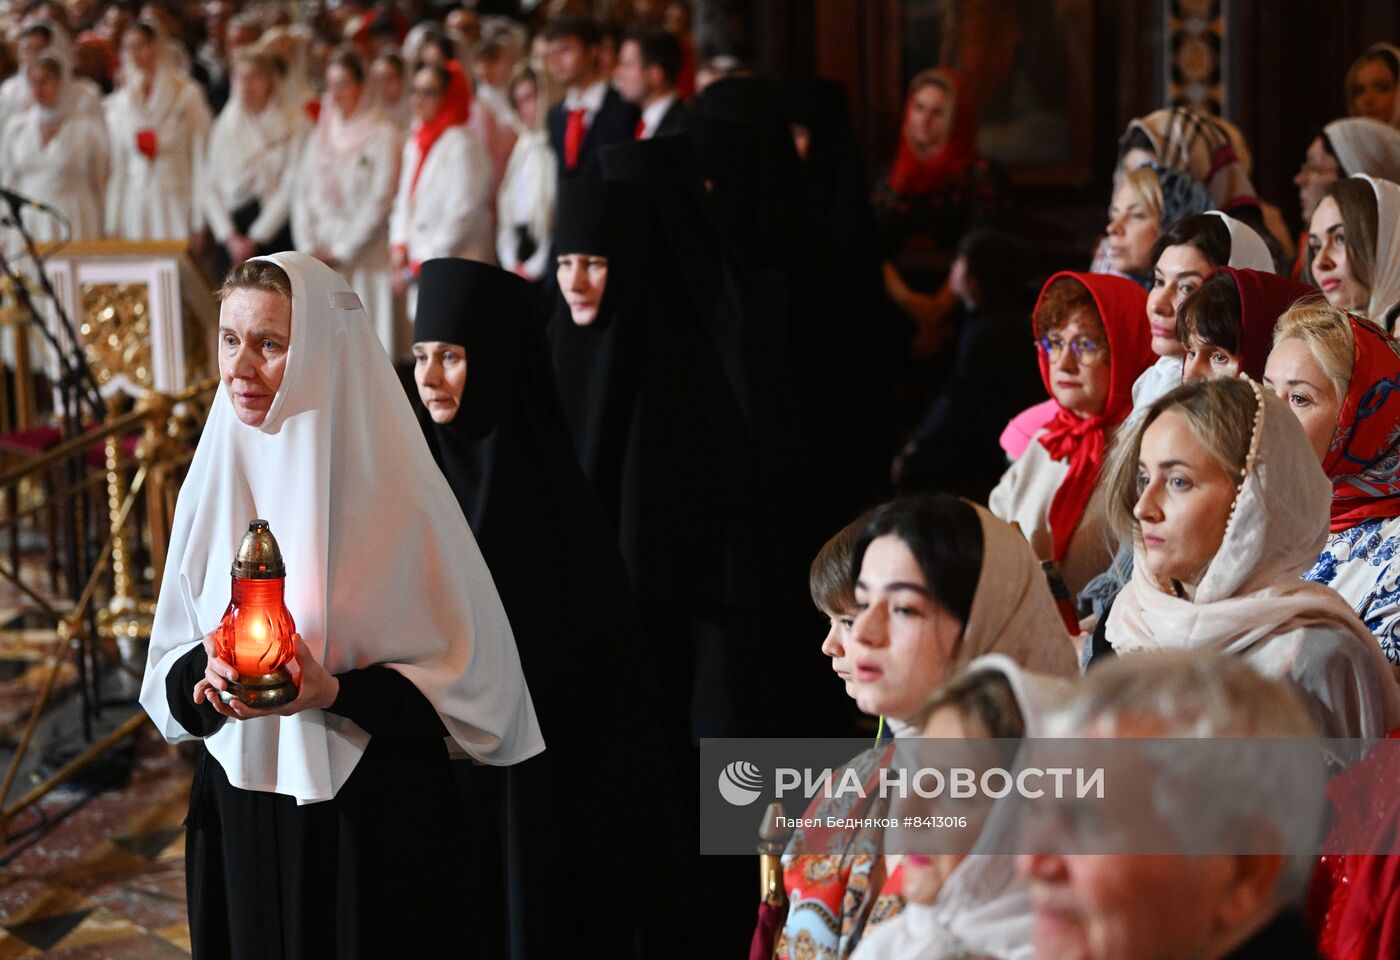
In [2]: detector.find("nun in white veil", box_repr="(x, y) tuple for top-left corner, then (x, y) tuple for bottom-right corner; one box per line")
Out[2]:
(139, 252), (541, 957)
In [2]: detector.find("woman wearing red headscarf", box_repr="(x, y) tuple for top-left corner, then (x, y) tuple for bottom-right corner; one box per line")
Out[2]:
(388, 60), (493, 308)
(989, 272), (1154, 596)
(874, 68), (1006, 360)
(1174, 267), (1316, 383)
(1264, 301), (1400, 675)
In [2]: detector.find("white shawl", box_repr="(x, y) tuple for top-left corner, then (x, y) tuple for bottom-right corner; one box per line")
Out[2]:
(1207, 210), (1275, 273)
(139, 252), (543, 804)
(1354, 174), (1400, 333)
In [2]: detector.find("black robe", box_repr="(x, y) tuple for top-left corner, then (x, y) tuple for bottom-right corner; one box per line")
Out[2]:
(412, 259), (698, 958)
(168, 649), (468, 960)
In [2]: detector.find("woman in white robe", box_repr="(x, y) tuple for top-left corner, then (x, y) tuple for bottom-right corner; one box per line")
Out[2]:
(292, 48), (400, 358)
(495, 63), (555, 282)
(103, 19), (212, 242)
(389, 61), (494, 309)
(203, 48), (311, 275)
(0, 50), (108, 247)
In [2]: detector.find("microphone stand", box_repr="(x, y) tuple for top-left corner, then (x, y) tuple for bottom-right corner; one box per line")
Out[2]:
(1, 192), (109, 741)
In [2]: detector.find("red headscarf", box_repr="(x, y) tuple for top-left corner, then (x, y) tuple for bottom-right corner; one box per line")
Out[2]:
(1323, 314), (1400, 532)
(1034, 272), (1153, 563)
(410, 60), (473, 196)
(888, 68), (980, 197)
(1217, 267), (1317, 379)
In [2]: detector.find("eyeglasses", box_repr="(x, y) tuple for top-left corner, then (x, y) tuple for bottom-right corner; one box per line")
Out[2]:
(1038, 335), (1105, 365)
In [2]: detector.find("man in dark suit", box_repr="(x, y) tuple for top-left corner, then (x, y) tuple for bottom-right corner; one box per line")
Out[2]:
(543, 14), (639, 181)
(613, 27), (688, 140)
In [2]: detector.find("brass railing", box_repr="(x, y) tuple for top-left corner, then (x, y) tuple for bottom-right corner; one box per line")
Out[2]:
(0, 375), (217, 842)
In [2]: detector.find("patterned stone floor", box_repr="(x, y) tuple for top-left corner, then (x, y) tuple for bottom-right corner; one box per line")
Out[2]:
(0, 738), (192, 958)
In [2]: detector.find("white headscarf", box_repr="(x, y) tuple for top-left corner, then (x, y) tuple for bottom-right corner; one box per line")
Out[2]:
(1353, 174), (1400, 331)
(1206, 210), (1274, 273)
(310, 73), (392, 210)
(1105, 378), (1400, 735)
(206, 53), (308, 211)
(851, 656), (1069, 960)
(139, 252), (543, 804)
(1324, 117), (1400, 183)
(113, 19), (189, 131)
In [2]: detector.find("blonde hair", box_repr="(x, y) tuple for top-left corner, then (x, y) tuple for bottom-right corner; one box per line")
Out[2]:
(217, 260), (292, 302)
(1271, 300), (1354, 405)
(1102, 377), (1257, 545)
(1118, 166), (1164, 225)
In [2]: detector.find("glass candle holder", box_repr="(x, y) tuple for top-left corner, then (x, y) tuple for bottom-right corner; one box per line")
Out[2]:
(214, 519), (298, 708)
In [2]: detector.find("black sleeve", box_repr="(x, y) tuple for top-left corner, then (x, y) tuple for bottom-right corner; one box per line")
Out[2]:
(1085, 597), (1119, 671)
(326, 666), (449, 741)
(166, 644), (227, 738)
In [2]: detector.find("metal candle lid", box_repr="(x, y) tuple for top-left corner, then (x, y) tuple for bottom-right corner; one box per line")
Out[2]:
(231, 519), (286, 579)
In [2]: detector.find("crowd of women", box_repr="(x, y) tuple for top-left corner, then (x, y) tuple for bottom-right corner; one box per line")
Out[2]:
(2, 0), (1400, 956)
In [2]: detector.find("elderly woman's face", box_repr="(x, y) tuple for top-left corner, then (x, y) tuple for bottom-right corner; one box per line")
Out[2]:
(219, 288), (291, 427)
(848, 534), (965, 722)
(1043, 308), (1111, 418)
(412, 341), (468, 424)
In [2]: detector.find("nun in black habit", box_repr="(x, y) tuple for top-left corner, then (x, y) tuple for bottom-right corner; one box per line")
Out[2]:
(411, 258), (696, 958)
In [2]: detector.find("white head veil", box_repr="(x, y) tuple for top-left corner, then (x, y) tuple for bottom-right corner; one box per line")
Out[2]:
(139, 252), (543, 804)
(851, 656), (1069, 960)
(1353, 174), (1400, 332)
(1324, 117), (1400, 183)
(1205, 210), (1275, 273)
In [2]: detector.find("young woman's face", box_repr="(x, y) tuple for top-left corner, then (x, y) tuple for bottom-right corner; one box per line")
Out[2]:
(1133, 411), (1239, 588)
(1106, 183), (1158, 277)
(848, 535), (965, 722)
(818, 609), (856, 699)
(1351, 58), (1398, 125)
(410, 67), (444, 123)
(905, 82), (951, 157)
(557, 253), (609, 326)
(1263, 337), (1342, 463)
(325, 63), (361, 117)
(218, 288), (291, 427)
(1042, 308), (1111, 418)
(412, 340), (468, 425)
(1309, 195), (1370, 312)
(1294, 136), (1341, 224)
(370, 57), (404, 104)
(511, 76), (539, 129)
(237, 63), (274, 113)
(1147, 243), (1213, 358)
(121, 28), (157, 74)
(1180, 336), (1242, 384)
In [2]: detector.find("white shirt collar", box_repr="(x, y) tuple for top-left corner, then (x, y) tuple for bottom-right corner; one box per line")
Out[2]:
(564, 79), (609, 119)
(639, 91), (678, 139)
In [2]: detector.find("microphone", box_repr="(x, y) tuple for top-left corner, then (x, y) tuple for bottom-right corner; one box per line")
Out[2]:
(0, 187), (53, 213)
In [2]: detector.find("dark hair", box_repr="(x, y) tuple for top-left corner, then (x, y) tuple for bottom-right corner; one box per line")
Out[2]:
(1316, 130), (1343, 175)
(543, 14), (602, 48)
(328, 45), (365, 84)
(1175, 270), (1241, 352)
(127, 19), (158, 42)
(19, 21), (55, 43)
(810, 513), (865, 615)
(851, 495), (983, 625)
(1118, 125), (1156, 162)
(413, 61), (451, 93)
(924, 668), (1026, 738)
(419, 32), (456, 64)
(624, 27), (682, 86)
(956, 229), (1023, 304)
(1304, 178), (1379, 290)
(1149, 213), (1230, 270)
(372, 49), (404, 75)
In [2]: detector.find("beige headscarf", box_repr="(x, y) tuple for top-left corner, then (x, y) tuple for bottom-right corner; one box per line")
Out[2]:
(1125, 107), (1257, 209)
(1106, 378), (1400, 736)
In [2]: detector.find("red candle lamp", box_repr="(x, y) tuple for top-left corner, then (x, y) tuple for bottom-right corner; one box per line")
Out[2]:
(214, 519), (298, 708)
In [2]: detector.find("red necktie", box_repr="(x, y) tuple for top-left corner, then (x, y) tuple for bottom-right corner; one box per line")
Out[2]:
(634, 117), (647, 140)
(564, 108), (587, 170)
